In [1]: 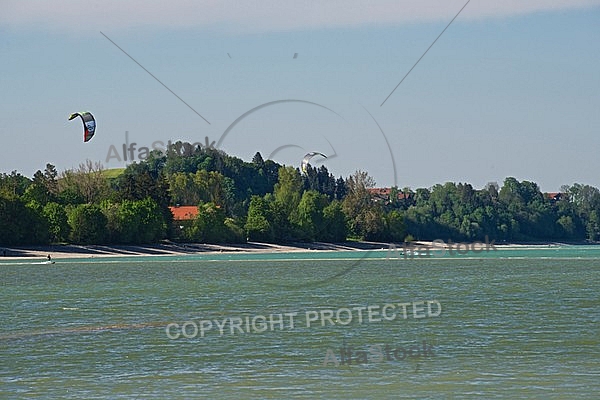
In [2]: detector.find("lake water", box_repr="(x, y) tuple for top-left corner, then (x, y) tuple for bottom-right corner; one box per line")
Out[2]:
(1, 246), (599, 398)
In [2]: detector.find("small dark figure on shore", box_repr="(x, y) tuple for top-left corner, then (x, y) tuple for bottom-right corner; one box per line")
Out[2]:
(47, 254), (52, 261)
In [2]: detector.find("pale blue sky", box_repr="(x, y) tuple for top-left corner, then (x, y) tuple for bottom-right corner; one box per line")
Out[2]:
(1, 1), (599, 191)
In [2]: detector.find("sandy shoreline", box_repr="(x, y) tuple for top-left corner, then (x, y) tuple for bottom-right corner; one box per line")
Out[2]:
(0, 239), (594, 260)
(0, 241), (387, 260)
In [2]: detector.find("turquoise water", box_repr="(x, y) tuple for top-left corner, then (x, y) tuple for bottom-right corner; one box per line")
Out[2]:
(1, 247), (599, 398)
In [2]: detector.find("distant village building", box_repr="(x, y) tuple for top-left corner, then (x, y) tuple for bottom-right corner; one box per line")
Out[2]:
(545, 192), (563, 202)
(169, 205), (199, 221)
(368, 188), (411, 205)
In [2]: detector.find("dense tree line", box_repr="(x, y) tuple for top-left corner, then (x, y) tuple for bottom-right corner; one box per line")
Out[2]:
(1, 141), (600, 246)
(394, 179), (600, 242)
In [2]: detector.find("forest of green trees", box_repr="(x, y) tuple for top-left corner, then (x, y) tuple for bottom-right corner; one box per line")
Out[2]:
(1, 141), (600, 246)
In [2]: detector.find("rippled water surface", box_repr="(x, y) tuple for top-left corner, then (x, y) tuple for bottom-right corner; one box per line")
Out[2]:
(1, 247), (599, 398)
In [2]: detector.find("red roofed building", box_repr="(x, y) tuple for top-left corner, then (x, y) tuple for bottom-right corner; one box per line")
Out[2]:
(368, 188), (411, 203)
(367, 188), (410, 200)
(169, 206), (199, 221)
(545, 192), (564, 202)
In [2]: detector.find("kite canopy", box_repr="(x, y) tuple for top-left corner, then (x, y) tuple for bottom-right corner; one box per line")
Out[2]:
(301, 152), (327, 174)
(69, 111), (96, 142)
